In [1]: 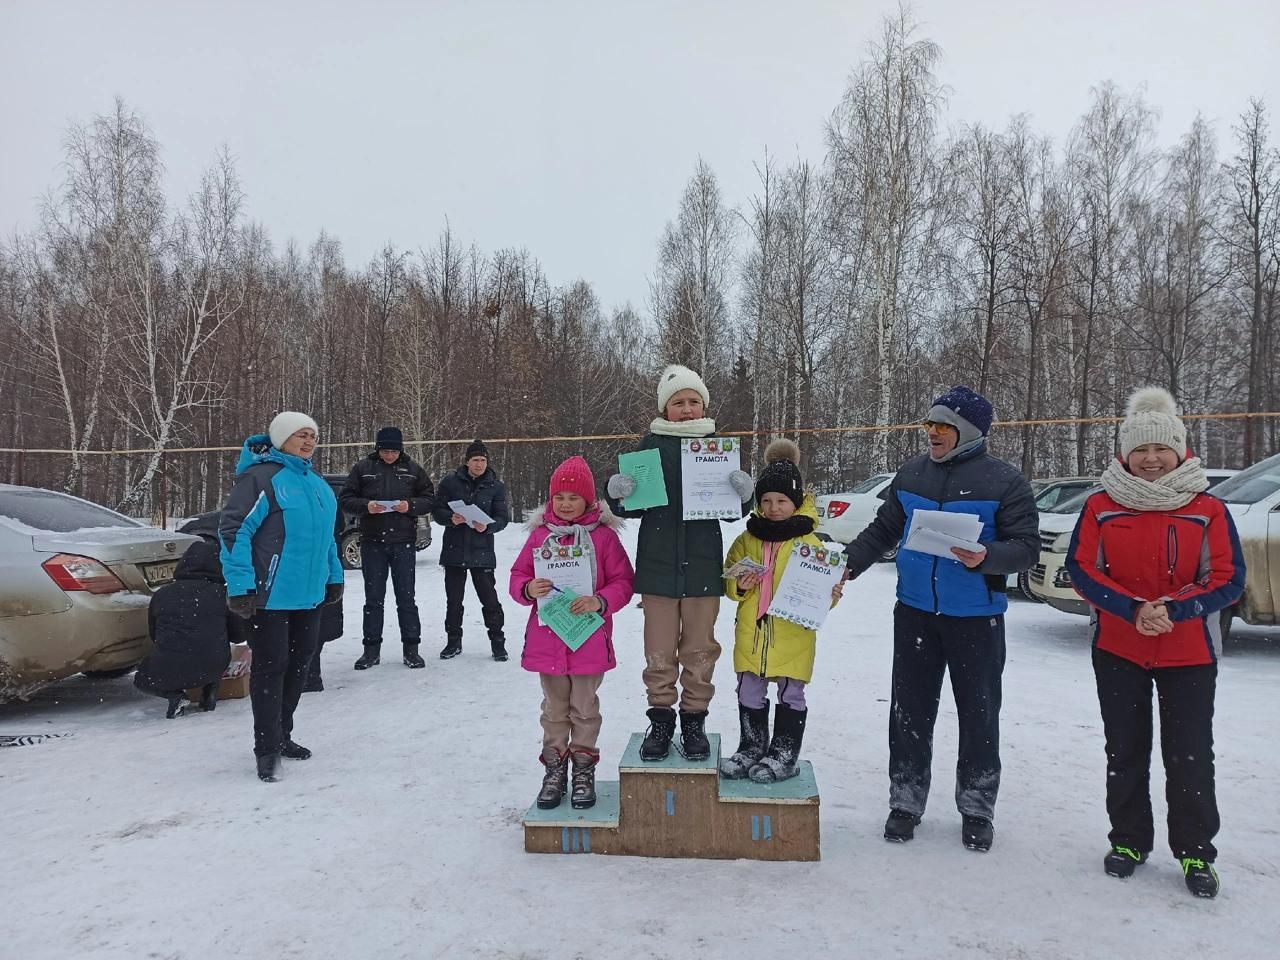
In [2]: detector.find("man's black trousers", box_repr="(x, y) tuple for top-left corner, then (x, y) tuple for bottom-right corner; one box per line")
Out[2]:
(889, 602), (1005, 820)
(361, 540), (420, 644)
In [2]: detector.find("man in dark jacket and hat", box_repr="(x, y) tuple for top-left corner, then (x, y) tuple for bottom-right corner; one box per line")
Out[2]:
(339, 426), (436, 670)
(431, 440), (510, 661)
(844, 386), (1038, 853)
(134, 540), (234, 718)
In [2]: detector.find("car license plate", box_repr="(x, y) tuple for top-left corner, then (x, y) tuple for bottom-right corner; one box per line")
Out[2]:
(142, 560), (178, 587)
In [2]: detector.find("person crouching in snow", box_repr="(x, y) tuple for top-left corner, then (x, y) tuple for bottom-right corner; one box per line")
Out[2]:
(133, 539), (234, 718)
(720, 440), (842, 782)
(1065, 386), (1245, 899)
(510, 456), (635, 810)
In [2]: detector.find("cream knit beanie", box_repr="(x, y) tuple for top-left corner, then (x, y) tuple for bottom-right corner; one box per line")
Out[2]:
(1119, 387), (1186, 460)
(268, 411), (319, 450)
(656, 364), (710, 413)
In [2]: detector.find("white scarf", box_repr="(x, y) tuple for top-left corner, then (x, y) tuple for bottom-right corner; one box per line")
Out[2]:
(1100, 456), (1209, 512)
(649, 416), (717, 438)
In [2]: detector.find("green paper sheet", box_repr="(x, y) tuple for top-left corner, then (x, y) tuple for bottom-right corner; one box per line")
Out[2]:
(618, 448), (668, 510)
(541, 588), (605, 651)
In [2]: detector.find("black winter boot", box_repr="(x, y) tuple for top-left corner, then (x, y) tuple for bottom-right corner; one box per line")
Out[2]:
(749, 703), (807, 783)
(720, 703), (770, 779)
(165, 693), (185, 719)
(491, 639), (509, 662)
(199, 682), (218, 711)
(1104, 846), (1148, 878)
(280, 739), (312, 760)
(354, 643), (381, 670)
(640, 707), (677, 761)
(1181, 858), (1220, 898)
(256, 753), (280, 783)
(439, 638), (462, 660)
(536, 747), (570, 809)
(570, 748), (600, 809)
(402, 643), (426, 669)
(884, 809), (921, 843)
(962, 815), (995, 852)
(679, 710), (711, 761)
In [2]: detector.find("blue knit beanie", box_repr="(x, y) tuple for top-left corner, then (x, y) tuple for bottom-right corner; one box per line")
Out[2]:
(928, 386), (994, 438)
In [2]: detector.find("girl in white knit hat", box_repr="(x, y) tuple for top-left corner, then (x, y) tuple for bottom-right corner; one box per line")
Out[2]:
(604, 365), (754, 762)
(1064, 387), (1245, 899)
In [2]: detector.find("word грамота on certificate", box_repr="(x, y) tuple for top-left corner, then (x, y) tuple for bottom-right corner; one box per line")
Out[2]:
(767, 542), (845, 630)
(680, 437), (741, 521)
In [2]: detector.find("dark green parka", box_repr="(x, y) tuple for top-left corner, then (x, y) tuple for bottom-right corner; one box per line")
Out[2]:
(607, 431), (727, 599)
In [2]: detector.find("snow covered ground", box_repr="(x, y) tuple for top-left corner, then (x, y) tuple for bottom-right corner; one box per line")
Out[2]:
(3, 520), (1279, 960)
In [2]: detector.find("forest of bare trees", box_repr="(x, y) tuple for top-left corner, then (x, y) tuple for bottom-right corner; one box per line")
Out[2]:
(1, 11), (1277, 520)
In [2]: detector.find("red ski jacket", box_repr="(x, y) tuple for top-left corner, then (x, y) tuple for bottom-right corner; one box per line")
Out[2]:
(1065, 489), (1245, 667)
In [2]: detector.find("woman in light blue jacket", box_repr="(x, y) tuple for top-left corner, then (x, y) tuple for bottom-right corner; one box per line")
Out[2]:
(220, 411), (344, 783)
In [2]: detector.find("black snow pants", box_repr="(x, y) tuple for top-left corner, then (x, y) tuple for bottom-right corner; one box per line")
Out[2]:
(889, 602), (1006, 820)
(1093, 647), (1219, 862)
(247, 607), (321, 757)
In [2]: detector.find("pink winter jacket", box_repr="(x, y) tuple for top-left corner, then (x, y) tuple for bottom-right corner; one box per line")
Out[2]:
(509, 502), (635, 676)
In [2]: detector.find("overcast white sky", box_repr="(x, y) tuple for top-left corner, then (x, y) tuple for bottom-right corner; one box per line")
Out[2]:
(2, 0), (1276, 312)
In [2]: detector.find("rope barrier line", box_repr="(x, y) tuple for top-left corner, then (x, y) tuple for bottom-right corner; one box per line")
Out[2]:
(0, 411), (1276, 456)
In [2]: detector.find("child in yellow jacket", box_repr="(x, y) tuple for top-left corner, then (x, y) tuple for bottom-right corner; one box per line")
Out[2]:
(721, 439), (843, 782)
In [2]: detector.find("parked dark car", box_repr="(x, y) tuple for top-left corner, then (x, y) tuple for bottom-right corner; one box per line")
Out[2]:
(326, 475), (431, 570)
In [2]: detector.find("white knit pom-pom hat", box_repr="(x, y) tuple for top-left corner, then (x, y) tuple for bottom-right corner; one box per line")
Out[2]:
(1118, 387), (1186, 459)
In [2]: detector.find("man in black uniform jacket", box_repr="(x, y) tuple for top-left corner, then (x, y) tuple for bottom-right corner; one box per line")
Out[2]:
(340, 426), (435, 670)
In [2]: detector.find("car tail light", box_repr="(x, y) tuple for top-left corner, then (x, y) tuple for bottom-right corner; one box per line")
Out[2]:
(41, 553), (127, 595)
(825, 500), (850, 519)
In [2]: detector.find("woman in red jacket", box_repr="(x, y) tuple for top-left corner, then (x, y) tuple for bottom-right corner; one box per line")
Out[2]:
(1066, 387), (1245, 899)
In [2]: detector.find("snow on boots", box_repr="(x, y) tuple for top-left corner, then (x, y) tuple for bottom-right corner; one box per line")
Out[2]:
(402, 643), (425, 669)
(720, 703), (770, 779)
(749, 703), (806, 783)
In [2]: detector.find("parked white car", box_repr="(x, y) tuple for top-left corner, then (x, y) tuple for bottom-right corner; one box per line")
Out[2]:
(1029, 468), (1238, 616)
(815, 474), (896, 559)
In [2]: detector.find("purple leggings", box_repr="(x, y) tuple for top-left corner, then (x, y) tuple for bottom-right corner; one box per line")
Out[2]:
(736, 671), (807, 711)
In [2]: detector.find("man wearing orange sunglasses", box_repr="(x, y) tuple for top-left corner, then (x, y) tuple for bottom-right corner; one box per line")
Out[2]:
(842, 385), (1038, 854)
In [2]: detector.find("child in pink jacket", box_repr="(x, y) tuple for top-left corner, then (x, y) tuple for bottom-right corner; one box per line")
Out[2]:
(510, 456), (635, 811)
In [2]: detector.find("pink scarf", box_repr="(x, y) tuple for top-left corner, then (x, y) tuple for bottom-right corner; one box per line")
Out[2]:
(756, 541), (780, 620)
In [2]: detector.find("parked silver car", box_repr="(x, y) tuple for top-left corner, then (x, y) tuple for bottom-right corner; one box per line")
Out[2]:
(0, 485), (197, 702)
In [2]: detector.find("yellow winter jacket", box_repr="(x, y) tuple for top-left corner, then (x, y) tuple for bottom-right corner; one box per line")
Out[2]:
(723, 495), (827, 683)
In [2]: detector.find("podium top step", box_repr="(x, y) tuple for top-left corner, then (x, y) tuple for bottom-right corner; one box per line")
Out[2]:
(618, 733), (720, 774)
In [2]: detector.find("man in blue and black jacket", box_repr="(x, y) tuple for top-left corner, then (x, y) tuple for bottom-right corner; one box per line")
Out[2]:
(844, 386), (1038, 852)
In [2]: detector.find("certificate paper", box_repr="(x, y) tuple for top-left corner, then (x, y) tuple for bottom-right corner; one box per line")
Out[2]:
(680, 437), (742, 521)
(448, 499), (495, 527)
(373, 500), (401, 511)
(902, 508), (984, 559)
(618, 448), (668, 510)
(767, 542), (845, 630)
(533, 542), (594, 620)
(540, 588), (604, 651)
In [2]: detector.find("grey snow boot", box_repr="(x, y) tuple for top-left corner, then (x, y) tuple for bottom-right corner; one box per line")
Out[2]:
(748, 703), (807, 783)
(719, 703), (770, 779)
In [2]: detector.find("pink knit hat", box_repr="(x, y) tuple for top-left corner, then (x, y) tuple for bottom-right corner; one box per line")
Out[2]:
(549, 456), (596, 504)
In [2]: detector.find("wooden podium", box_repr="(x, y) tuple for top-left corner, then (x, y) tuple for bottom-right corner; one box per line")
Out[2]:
(523, 734), (820, 861)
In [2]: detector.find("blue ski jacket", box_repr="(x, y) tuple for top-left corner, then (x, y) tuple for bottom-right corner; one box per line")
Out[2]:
(218, 435), (343, 610)
(844, 444), (1039, 617)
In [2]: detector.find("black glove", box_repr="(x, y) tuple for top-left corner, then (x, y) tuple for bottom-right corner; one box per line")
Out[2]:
(324, 582), (344, 606)
(227, 593), (256, 620)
